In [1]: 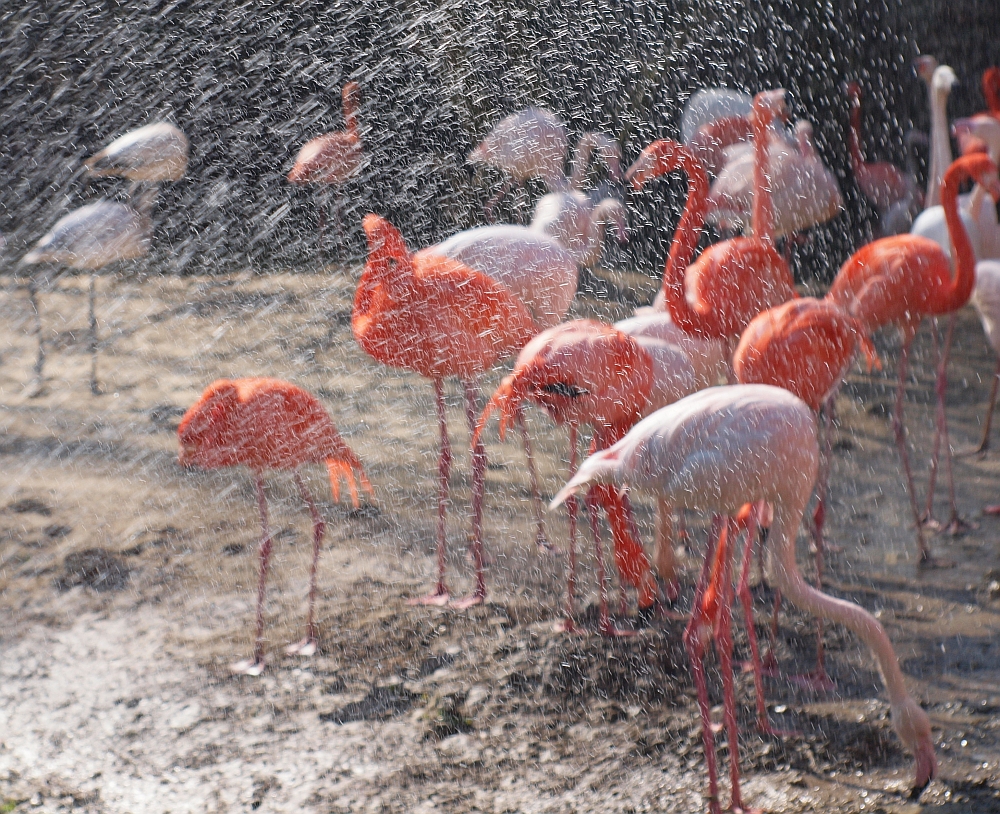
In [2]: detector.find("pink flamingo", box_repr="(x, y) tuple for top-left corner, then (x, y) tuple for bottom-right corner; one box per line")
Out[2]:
(288, 81), (363, 256)
(177, 378), (371, 675)
(552, 384), (938, 813)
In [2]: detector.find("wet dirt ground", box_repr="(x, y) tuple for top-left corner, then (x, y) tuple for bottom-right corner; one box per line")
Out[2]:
(3, 263), (1000, 813)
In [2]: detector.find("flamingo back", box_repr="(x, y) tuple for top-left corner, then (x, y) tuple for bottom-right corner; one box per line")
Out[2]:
(22, 201), (151, 270)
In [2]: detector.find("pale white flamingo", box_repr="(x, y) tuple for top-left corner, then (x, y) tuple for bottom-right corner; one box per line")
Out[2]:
(529, 190), (627, 269)
(551, 384), (937, 813)
(84, 122), (189, 183)
(21, 193), (154, 395)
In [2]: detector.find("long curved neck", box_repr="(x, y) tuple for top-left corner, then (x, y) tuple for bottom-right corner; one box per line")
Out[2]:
(569, 134), (595, 189)
(847, 92), (865, 172)
(750, 102), (775, 244)
(927, 84), (953, 207)
(939, 161), (979, 310)
(766, 499), (912, 706)
(343, 86), (359, 139)
(659, 151), (710, 334)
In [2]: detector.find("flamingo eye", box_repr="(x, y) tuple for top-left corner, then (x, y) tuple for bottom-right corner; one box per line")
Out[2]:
(542, 382), (589, 398)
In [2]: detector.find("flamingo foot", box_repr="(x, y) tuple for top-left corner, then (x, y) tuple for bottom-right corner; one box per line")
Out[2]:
(231, 657), (267, 676)
(985, 504), (1000, 516)
(942, 514), (976, 536)
(789, 667), (835, 693)
(759, 651), (781, 678)
(598, 619), (638, 638)
(917, 551), (956, 569)
(408, 585), (451, 606)
(758, 719), (801, 739)
(285, 637), (318, 657)
(956, 444), (990, 459)
(450, 591), (486, 610)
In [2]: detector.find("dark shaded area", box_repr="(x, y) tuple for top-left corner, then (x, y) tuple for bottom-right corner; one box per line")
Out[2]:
(56, 547), (130, 591)
(0, 1), (997, 283)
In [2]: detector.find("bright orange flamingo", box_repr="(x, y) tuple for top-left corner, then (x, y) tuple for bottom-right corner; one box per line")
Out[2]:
(177, 378), (371, 675)
(475, 319), (697, 634)
(354, 214), (539, 607)
(734, 297), (877, 690)
(827, 152), (1000, 564)
(288, 81), (363, 255)
(983, 67), (1000, 121)
(628, 90), (797, 344)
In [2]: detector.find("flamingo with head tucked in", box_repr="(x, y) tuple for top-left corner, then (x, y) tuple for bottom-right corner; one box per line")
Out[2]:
(551, 384), (938, 814)
(178, 378), (371, 675)
(353, 214), (539, 607)
(84, 121), (189, 185)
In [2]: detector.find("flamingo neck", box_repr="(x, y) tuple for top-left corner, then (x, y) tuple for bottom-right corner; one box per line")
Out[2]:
(766, 500), (912, 706)
(927, 84), (953, 207)
(343, 88), (359, 140)
(750, 101), (775, 245)
(939, 161), (978, 310)
(847, 93), (866, 172)
(569, 134), (595, 189)
(984, 68), (1000, 116)
(659, 150), (710, 334)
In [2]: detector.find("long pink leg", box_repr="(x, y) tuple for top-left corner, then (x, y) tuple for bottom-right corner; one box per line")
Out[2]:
(555, 425), (581, 634)
(967, 359), (1000, 456)
(584, 488), (634, 638)
(515, 406), (552, 551)
(28, 276), (46, 394)
(451, 379), (488, 609)
(410, 379), (451, 605)
(654, 496), (681, 605)
(715, 517), (752, 813)
(232, 472), (275, 676)
(761, 590), (781, 677)
(893, 332), (939, 567)
(286, 472), (327, 656)
(683, 515), (724, 814)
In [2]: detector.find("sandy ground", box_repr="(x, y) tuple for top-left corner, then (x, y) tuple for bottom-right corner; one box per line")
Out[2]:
(3, 264), (1000, 813)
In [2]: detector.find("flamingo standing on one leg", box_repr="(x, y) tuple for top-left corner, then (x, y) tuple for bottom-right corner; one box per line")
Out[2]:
(827, 152), (1000, 563)
(177, 378), (371, 675)
(627, 91), (797, 343)
(353, 214), (539, 607)
(475, 319), (698, 633)
(552, 384), (938, 813)
(288, 81), (363, 258)
(21, 193), (155, 395)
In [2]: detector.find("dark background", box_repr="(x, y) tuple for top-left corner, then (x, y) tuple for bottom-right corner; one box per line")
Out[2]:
(1, 0), (997, 282)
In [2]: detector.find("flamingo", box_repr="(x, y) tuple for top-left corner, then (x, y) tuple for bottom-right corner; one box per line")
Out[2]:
(178, 378), (370, 675)
(84, 121), (189, 184)
(287, 81), (363, 256)
(680, 87), (752, 146)
(846, 81), (923, 235)
(353, 214), (539, 607)
(982, 66), (1000, 121)
(528, 190), (628, 269)
(627, 89), (797, 344)
(21, 193), (154, 395)
(827, 152), (1000, 561)
(551, 384), (938, 813)
(706, 118), (843, 240)
(733, 297), (877, 689)
(475, 319), (699, 633)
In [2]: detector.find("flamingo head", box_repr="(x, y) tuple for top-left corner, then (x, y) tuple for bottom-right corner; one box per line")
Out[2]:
(625, 139), (704, 190)
(932, 65), (958, 95)
(953, 115), (1000, 161)
(361, 214), (412, 280)
(177, 380), (242, 470)
(751, 89), (788, 128)
(475, 321), (652, 447)
(845, 81), (862, 105)
(914, 55), (939, 85)
(962, 153), (1000, 202)
(890, 696), (937, 798)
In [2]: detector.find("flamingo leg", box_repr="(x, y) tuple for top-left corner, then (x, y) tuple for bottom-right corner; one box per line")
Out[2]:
(683, 514), (724, 814)
(654, 496), (681, 604)
(286, 471), (326, 657)
(969, 360), (1000, 456)
(316, 189), (327, 262)
(555, 425), (581, 634)
(761, 588), (781, 678)
(584, 488), (634, 638)
(515, 406), (552, 552)
(28, 275), (45, 395)
(232, 472), (274, 676)
(893, 333), (938, 566)
(410, 379), (451, 605)
(937, 317), (970, 536)
(450, 379), (488, 609)
(89, 273), (101, 395)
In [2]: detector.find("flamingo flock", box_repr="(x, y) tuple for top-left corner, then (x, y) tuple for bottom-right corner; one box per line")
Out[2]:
(15, 61), (1000, 812)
